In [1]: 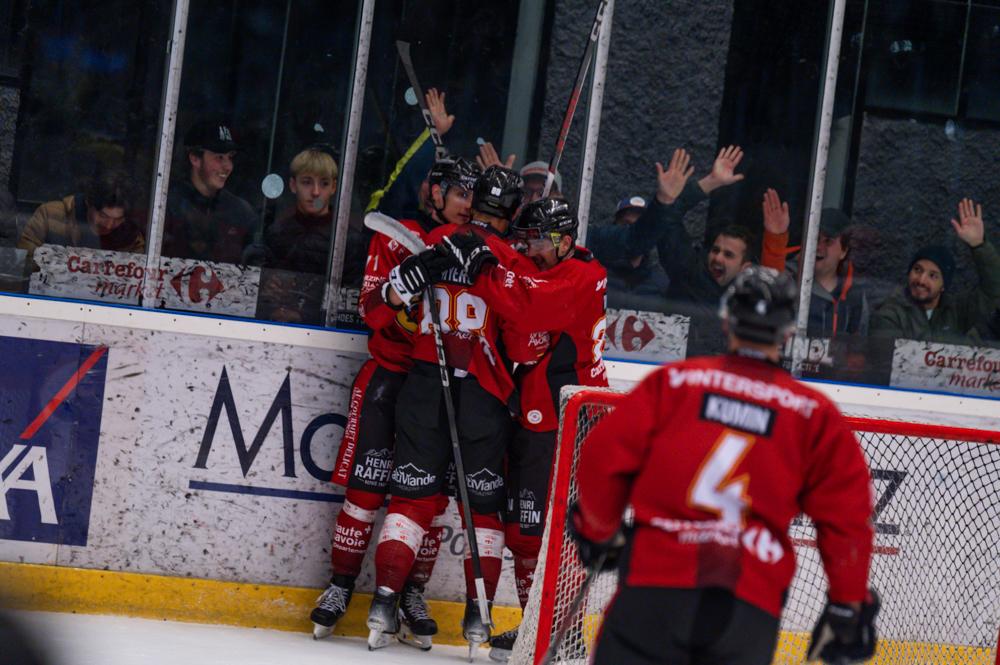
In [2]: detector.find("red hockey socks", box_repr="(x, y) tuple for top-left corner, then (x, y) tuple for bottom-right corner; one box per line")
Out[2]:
(408, 495), (450, 586)
(375, 496), (438, 592)
(506, 524), (542, 608)
(330, 488), (383, 578)
(462, 512), (504, 601)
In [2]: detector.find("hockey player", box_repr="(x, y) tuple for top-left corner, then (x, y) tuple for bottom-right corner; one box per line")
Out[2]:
(570, 266), (879, 665)
(310, 156), (479, 649)
(486, 198), (609, 662)
(369, 167), (585, 656)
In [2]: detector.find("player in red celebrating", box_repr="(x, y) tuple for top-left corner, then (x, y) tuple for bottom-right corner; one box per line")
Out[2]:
(571, 266), (879, 665)
(310, 156), (478, 649)
(487, 197), (609, 662)
(369, 166), (588, 655)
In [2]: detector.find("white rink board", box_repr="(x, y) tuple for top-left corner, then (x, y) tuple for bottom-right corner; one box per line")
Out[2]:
(0, 314), (517, 606)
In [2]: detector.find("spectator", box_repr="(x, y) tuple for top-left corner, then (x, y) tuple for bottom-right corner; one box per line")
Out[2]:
(256, 145), (339, 324)
(655, 146), (750, 303)
(17, 169), (144, 267)
(588, 149), (698, 312)
(265, 145), (338, 274)
(520, 161), (562, 204)
(162, 120), (255, 263)
(761, 192), (870, 336)
(871, 198), (1000, 343)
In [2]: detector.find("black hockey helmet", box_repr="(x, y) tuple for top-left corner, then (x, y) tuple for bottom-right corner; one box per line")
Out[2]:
(428, 156), (480, 195)
(512, 197), (579, 244)
(472, 165), (524, 220)
(719, 266), (797, 345)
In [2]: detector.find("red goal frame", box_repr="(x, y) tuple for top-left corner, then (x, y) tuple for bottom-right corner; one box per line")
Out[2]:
(526, 388), (1000, 665)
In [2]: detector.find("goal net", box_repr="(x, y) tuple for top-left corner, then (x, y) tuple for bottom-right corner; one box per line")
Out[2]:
(510, 386), (1000, 665)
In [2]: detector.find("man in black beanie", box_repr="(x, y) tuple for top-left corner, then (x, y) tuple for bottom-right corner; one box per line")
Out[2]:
(871, 198), (1000, 342)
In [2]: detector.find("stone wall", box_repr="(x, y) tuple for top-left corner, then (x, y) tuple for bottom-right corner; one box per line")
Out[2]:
(538, 0), (733, 233)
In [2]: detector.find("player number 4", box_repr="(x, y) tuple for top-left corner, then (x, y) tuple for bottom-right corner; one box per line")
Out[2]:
(687, 431), (755, 527)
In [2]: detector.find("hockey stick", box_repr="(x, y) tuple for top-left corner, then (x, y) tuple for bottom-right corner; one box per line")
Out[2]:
(363, 212), (494, 629)
(396, 41), (448, 161)
(538, 551), (608, 665)
(542, 0), (610, 199)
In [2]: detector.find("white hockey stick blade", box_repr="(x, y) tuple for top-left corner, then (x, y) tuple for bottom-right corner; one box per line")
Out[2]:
(364, 212), (428, 256)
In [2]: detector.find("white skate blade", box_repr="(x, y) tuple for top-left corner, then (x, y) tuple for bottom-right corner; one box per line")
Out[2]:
(367, 628), (395, 651)
(312, 622), (334, 640)
(488, 646), (511, 662)
(467, 636), (488, 662)
(397, 623), (433, 651)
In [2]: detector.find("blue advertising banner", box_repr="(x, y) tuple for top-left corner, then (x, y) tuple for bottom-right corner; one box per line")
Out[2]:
(0, 336), (108, 546)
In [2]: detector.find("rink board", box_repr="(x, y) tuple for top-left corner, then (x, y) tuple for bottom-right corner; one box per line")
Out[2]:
(0, 313), (521, 609)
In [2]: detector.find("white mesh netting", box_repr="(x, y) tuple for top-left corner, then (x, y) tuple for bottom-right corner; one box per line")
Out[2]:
(510, 386), (1000, 665)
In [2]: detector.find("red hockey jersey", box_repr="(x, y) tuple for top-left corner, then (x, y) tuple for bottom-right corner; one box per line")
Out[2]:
(512, 247), (609, 432)
(414, 221), (580, 406)
(358, 218), (432, 373)
(576, 353), (873, 616)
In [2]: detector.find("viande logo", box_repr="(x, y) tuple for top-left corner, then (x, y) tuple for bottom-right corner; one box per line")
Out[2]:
(466, 468), (503, 494)
(392, 463), (435, 488)
(0, 337), (108, 546)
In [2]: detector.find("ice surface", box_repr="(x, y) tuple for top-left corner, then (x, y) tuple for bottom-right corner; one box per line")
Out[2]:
(9, 611), (483, 665)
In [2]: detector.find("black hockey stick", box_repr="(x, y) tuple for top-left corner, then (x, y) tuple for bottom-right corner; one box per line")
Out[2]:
(542, 0), (610, 198)
(363, 212), (492, 629)
(538, 551), (608, 665)
(396, 40), (449, 161)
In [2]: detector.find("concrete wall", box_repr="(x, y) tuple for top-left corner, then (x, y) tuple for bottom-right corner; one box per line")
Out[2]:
(0, 85), (17, 193)
(538, 0), (733, 234)
(851, 114), (1000, 296)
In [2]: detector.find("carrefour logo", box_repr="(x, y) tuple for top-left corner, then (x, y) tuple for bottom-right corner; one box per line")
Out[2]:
(0, 337), (108, 546)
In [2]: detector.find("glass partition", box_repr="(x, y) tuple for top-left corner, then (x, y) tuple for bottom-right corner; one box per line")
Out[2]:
(158, 0), (359, 325)
(0, 0), (172, 297)
(789, 0), (1000, 398)
(330, 0), (550, 329)
(586, 0), (834, 363)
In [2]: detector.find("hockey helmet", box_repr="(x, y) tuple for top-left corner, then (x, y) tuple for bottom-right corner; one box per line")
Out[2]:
(428, 156), (480, 195)
(719, 266), (797, 345)
(512, 197), (579, 246)
(472, 165), (524, 220)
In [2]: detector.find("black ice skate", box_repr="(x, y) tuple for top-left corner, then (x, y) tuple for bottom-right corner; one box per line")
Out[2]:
(397, 583), (438, 651)
(309, 575), (354, 639)
(462, 597), (493, 661)
(366, 586), (400, 651)
(488, 625), (518, 662)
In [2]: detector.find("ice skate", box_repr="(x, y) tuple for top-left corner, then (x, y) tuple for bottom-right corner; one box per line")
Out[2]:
(462, 597), (493, 661)
(366, 586), (400, 651)
(488, 625), (518, 662)
(397, 582), (437, 650)
(309, 575), (354, 639)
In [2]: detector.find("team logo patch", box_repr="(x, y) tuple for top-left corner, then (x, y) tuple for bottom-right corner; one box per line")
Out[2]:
(466, 468), (503, 495)
(700, 393), (775, 437)
(353, 447), (393, 485)
(526, 410), (543, 425)
(392, 462), (436, 488)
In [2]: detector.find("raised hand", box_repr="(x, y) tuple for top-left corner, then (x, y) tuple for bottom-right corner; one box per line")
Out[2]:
(951, 198), (985, 248)
(425, 88), (455, 137)
(762, 188), (790, 235)
(655, 148), (694, 204)
(476, 141), (516, 170)
(699, 144), (746, 194)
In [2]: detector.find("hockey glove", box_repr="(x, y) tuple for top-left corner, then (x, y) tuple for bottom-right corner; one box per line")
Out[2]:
(438, 233), (498, 281)
(567, 501), (625, 573)
(806, 588), (880, 664)
(388, 250), (440, 307)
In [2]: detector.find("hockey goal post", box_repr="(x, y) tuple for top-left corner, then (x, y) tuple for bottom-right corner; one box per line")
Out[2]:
(510, 386), (1000, 665)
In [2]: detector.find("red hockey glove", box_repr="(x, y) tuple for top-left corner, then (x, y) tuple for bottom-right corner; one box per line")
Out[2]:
(807, 588), (880, 664)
